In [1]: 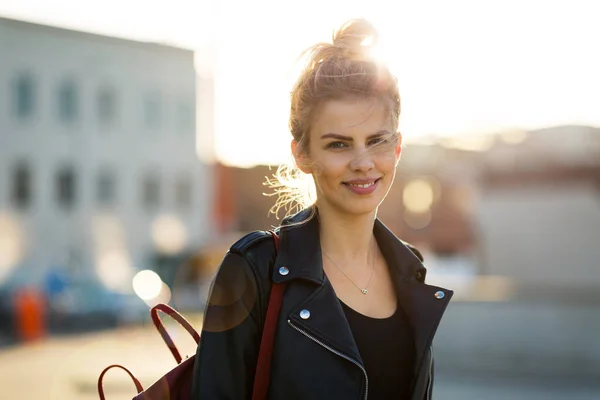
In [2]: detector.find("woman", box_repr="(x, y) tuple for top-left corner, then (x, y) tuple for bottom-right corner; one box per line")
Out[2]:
(191, 18), (453, 400)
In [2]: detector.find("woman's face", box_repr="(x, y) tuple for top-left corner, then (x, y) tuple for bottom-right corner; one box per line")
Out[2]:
(294, 97), (401, 217)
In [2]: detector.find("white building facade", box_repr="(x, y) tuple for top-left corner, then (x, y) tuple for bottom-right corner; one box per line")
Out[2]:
(0, 17), (213, 294)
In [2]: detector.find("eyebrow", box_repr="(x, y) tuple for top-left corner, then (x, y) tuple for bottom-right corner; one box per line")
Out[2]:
(321, 130), (391, 141)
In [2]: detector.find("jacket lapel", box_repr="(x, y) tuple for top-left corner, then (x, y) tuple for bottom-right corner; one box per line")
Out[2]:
(271, 208), (453, 375)
(272, 209), (362, 363)
(287, 277), (364, 364)
(374, 219), (454, 379)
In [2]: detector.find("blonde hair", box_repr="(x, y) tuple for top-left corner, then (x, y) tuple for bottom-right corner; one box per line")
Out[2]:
(266, 18), (401, 220)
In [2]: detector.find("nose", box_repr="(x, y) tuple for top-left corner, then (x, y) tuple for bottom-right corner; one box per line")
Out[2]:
(349, 147), (374, 172)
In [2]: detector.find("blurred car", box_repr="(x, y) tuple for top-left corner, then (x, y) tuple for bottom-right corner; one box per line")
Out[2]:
(0, 265), (148, 343)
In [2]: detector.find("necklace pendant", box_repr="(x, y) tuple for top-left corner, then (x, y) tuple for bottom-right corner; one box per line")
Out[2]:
(361, 289), (368, 295)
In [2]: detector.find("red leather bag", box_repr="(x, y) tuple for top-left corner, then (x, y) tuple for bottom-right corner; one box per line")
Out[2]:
(98, 231), (284, 400)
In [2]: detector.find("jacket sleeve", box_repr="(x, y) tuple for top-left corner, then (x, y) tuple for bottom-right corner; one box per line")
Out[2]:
(190, 251), (264, 400)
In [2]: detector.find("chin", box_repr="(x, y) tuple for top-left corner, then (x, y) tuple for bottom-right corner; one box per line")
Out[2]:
(328, 195), (385, 217)
(345, 201), (382, 216)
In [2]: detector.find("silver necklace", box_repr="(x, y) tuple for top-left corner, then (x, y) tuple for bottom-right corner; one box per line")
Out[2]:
(322, 242), (376, 295)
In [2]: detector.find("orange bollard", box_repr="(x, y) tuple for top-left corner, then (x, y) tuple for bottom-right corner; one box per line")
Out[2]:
(14, 288), (46, 342)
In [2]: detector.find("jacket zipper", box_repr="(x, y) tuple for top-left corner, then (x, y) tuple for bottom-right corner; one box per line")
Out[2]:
(288, 319), (369, 400)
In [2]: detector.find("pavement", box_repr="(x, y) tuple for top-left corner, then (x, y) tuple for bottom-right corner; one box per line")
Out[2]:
(0, 313), (599, 400)
(0, 314), (203, 400)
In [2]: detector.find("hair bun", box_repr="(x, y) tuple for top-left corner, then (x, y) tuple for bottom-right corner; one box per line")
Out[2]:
(331, 18), (379, 57)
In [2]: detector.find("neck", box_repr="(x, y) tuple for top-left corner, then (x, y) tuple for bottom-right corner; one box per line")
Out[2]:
(317, 204), (377, 266)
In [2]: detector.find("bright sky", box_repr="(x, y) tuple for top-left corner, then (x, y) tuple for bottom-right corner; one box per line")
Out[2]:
(1, 0), (599, 167)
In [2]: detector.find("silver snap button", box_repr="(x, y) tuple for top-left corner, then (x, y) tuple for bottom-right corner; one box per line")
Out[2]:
(278, 266), (289, 276)
(434, 291), (445, 299)
(299, 309), (311, 319)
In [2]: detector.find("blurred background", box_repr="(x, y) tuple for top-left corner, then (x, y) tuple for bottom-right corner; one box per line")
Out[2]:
(0, 1), (599, 399)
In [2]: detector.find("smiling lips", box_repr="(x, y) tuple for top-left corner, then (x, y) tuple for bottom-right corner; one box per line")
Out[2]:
(343, 178), (381, 195)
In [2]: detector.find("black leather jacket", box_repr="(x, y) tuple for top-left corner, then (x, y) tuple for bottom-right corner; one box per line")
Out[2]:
(191, 208), (453, 399)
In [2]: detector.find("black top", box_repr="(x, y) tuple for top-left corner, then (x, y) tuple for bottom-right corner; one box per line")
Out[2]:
(341, 299), (415, 399)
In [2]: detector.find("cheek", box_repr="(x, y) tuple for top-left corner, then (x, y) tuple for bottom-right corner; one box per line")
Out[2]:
(316, 156), (347, 178)
(313, 166), (343, 194)
(375, 151), (398, 170)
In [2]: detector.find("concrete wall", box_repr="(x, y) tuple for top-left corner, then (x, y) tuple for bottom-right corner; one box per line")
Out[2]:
(476, 183), (600, 286)
(434, 300), (600, 380)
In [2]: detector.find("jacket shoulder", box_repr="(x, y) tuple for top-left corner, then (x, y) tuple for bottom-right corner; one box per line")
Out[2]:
(230, 230), (275, 255)
(228, 230), (277, 306)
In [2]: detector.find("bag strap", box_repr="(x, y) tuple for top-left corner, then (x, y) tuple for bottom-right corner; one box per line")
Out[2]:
(252, 230), (286, 400)
(97, 364), (144, 400)
(97, 303), (199, 398)
(150, 303), (201, 364)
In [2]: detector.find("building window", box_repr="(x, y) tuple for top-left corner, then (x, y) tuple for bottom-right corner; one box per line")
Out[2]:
(58, 80), (78, 123)
(97, 169), (116, 206)
(175, 174), (192, 209)
(56, 166), (76, 209)
(97, 87), (117, 125)
(11, 162), (32, 209)
(143, 92), (161, 129)
(142, 173), (160, 209)
(13, 73), (36, 120)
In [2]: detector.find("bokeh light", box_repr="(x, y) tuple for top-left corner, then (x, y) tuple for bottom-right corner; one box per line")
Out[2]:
(132, 270), (163, 301)
(151, 215), (188, 255)
(403, 210), (432, 230)
(138, 281), (172, 308)
(403, 179), (435, 213)
(96, 250), (133, 293)
(154, 282), (172, 306)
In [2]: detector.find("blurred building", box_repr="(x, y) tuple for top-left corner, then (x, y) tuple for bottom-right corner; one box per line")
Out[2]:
(380, 144), (479, 255)
(215, 157), (476, 257)
(0, 17), (212, 295)
(477, 125), (600, 289)
(214, 125), (600, 293)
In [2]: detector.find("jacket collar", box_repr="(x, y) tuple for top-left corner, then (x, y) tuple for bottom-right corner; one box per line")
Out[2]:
(272, 206), (453, 391)
(272, 206), (427, 285)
